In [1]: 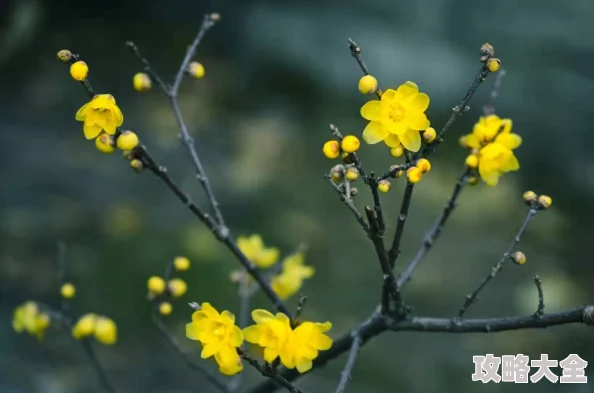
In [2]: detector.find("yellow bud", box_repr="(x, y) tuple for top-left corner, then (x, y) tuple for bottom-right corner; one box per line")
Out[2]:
(168, 278), (188, 298)
(459, 135), (469, 148)
(341, 151), (354, 164)
(130, 159), (143, 172)
(96, 133), (115, 154)
(94, 316), (117, 345)
(72, 313), (96, 340)
(209, 13), (221, 22)
(159, 302), (173, 316)
(487, 58), (501, 73)
(465, 154), (479, 168)
(323, 140), (340, 159)
(416, 158), (431, 173)
(133, 72), (152, 92)
(390, 145), (404, 158)
(522, 190), (537, 204)
(377, 179), (391, 193)
(345, 167), (359, 182)
(537, 195), (552, 209)
(70, 61), (88, 81)
(341, 135), (360, 153)
(60, 283), (76, 299)
(512, 251), (526, 265)
(117, 131), (139, 151)
(187, 61), (205, 79)
(36, 313), (51, 330)
(358, 75), (378, 95)
(57, 49), (73, 63)
(147, 276), (166, 295)
(330, 164), (344, 182)
(467, 176), (479, 186)
(422, 127), (436, 143)
(389, 165), (403, 179)
(480, 43), (495, 57)
(173, 256), (191, 271)
(406, 167), (423, 184)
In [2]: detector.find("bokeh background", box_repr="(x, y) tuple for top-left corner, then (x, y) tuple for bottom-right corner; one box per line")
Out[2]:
(1, 0), (593, 392)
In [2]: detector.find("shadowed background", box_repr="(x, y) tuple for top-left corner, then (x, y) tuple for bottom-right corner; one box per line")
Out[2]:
(1, 0), (593, 392)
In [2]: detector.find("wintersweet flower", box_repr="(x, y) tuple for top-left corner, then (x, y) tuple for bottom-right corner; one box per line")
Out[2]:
(75, 94), (124, 140)
(360, 81), (430, 152)
(271, 253), (314, 300)
(186, 302), (244, 375)
(243, 310), (333, 373)
(237, 234), (279, 268)
(12, 301), (51, 340)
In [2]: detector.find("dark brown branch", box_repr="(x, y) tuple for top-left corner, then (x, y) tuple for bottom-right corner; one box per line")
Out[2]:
(388, 182), (415, 268)
(81, 340), (116, 393)
(124, 41), (170, 93)
(347, 38), (383, 97)
(456, 209), (537, 320)
(325, 175), (370, 234)
(152, 310), (229, 392)
(238, 348), (304, 393)
(397, 168), (470, 287)
(533, 275), (545, 317)
(334, 334), (362, 393)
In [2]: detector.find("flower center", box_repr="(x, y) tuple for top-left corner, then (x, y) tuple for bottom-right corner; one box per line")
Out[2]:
(388, 104), (405, 122)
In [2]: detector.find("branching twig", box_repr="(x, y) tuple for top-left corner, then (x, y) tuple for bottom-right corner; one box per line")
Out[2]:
(533, 275), (545, 318)
(397, 168), (470, 287)
(347, 38), (382, 97)
(238, 348), (304, 393)
(152, 310), (229, 392)
(325, 175), (370, 234)
(81, 340), (116, 393)
(334, 334), (362, 393)
(456, 209), (537, 320)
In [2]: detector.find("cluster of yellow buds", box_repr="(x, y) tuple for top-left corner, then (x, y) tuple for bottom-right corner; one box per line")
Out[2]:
(12, 302), (51, 340)
(480, 43), (501, 73)
(147, 256), (191, 316)
(522, 190), (552, 210)
(323, 135), (361, 159)
(72, 313), (118, 345)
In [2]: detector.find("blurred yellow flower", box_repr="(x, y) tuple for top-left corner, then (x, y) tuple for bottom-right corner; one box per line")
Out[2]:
(243, 310), (332, 373)
(271, 253), (314, 300)
(72, 313), (97, 340)
(237, 234), (279, 268)
(13, 301), (51, 340)
(186, 303), (243, 376)
(360, 81), (430, 152)
(75, 94), (124, 139)
(168, 278), (188, 298)
(94, 316), (117, 345)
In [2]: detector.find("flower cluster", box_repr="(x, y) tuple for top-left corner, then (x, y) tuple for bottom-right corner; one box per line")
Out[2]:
(147, 256), (191, 316)
(243, 310), (333, 373)
(271, 252), (315, 300)
(186, 303), (244, 375)
(460, 114), (521, 186)
(12, 302), (51, 340)
(237, 234), (279, 269)
(72, 313), (118, 345)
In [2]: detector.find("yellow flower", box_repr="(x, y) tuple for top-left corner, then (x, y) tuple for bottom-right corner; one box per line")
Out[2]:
(237, 234), (279, 268)
(271, 253), (314, 300)
(360, 81), (430, 152)
(478, 142), (519, 186)
(186, 303), (243, 376)
(72, 313), (97, 340)
(94, 316), (117, 345)
(60, 283), (76, 299)
(13, 301), (51, 340)
(75, 94), (124, 140)
(243, 310), (332, 373)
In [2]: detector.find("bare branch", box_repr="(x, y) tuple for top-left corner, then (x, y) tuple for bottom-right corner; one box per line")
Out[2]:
(238, 348), (304, 393)
(347, 38), (382, 97)
(388, 182), (415, 268)
(81, 340), (116, 393)
(533, 275), (545, 317)
(325, 175), (370, 234)
(334, 334), (362, 393)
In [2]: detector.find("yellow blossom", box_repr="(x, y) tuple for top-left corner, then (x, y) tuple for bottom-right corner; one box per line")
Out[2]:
(75, 94), (124, 140)
(60, 283), (76, 299)
(168, 278), (188, 298)
(237, 234), (279, 268)
(243, 310), (332, 373)
(345, 167), (359, 182)
(538, 195), (552, 209)
(94, 316), (117, 345)
(174, 256), (191, 271)
(186, 303), (243, 376)
(271, 253), (314, 300)
(477, 143), (519, 186)
(360, 81), (430, 152)
(72, 313), (97, 340)
(13, 301), (51, 340)
(70, 61), (88, 81)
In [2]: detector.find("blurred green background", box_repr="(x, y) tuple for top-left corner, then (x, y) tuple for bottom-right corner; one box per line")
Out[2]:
(1, 0), (593, 392)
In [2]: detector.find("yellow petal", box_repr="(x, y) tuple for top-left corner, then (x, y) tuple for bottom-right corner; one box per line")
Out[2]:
(479, 163), (500, 186)
(380, 89), (397, 102)
(252, 309), (274, 324)
(231, 325), (243, 347)
(218, 344), (237, 365)
(394, 81), (419, 101)
(199, 303), (220, 319)
(295, 358), (313, 373)
(314, 334), (333, 350)
(275, 312), (291, 325)
(405, 111), (430, 130)
(360, 100), (381, 121)
(406, 93), (429, 112)
(466, 134), (481, 149)
(75, 103), (89, 121)
(221, 310), (236, 324)
(495, 133), (522, 150)
(384, 134), (401, 148)
(113, 106), (124, 126)
(201, 343), (219, 359)
(501, 154), (519, 172)
(264, 347), (279, 363)
(499, 119), (512, 134)
(399, 129), (421, 152)
(279, 348), (295, 369)
(83, 123), (102, 140)
(186, 323), (198, 340)
(257, 248), (279, 268)
(242, 325), (261, 343)
(362, 121), (388, 144)
(314, 322), (332, 333)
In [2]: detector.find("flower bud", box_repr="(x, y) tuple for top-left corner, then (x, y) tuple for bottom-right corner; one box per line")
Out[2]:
(350, 187), (358, 197)
(159, 302), (173, 316)
(168, 278), (188, 298)
(130, 159), (143, 172)
(406, 167), (423, 183)
(96, 133), (115, 154)
(459, 135), (469, 148)
(60, 283), (76, 299)
(173, 256), (191, 271)
(416, 158), (431, 173)
(70, 61), (88, 81)
(147, 276), (166, 295)
(377, 179), (391, 193)
(117, 131), (139, 151)
(480, 43), (495, 58)
(465, 154), (479, 168)
(133, 72), (152, 92)
(323, 140), (340, 159)
(187, 61), (205, 79)
(522, 190), (537, 205)
(94, 316), (117, 345)
(341, 151), (355, 164)
(486, 58), (501, 73)
(512, 251), (526, 265)
(330, 164), (344, 182)
(209, 13), (221, 22)
(57, 49), (73, 63)
(72, 314), (96, 340)
(389, 165), (404, 179)
(537, 195), (552, 209)
(341, 135), (360, 153)
(423, 127), (436, 143)
(345, 167), (359, 182)
(467, 176), (479, 186)
(358, 75), (378, 94)
(390, 145), (404, 158)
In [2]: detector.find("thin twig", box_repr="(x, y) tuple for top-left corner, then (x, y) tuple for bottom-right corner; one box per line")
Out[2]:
(238, 348), (304, 393)
(347, 38), (383, 97)
(152, 310), (229, 392)
(388, 182), (415, 268)
(456, 209), (537, 320)
(325, 175), (370, 234)
(124, 41), (170, 93)
(293, 295), (308, 325)
(397, 168), (470, 287)
(81, 340), (116, 393)
(56, 241), (71, 315)
(334, 335), (362, 393)
(533, 275), (545, 318)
